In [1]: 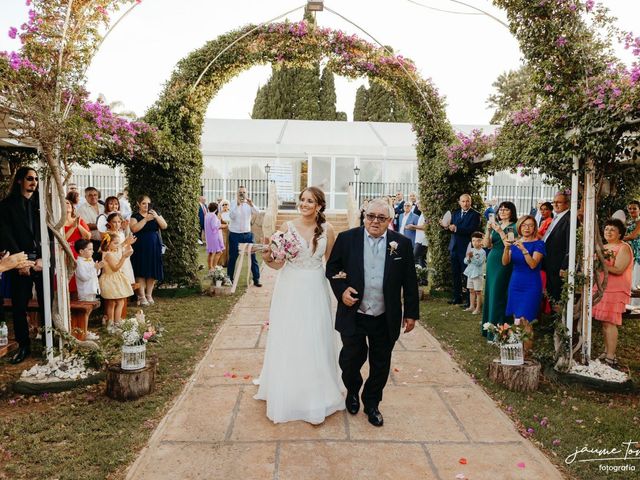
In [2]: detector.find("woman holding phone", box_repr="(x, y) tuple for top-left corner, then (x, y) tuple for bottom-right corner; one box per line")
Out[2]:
(130, 195), (168, 306)
(482, 201), (517, 341)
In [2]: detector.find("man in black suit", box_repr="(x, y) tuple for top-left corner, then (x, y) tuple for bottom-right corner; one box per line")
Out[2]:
(542, 192), (571, 306)
(0, 167), (45, 364)
(392, 191), (404, 230)
(327, 198), (419, 427)
(446, 194), (481, 306)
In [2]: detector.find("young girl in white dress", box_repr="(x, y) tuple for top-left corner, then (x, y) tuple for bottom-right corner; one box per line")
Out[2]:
(256, 187), (345, 424)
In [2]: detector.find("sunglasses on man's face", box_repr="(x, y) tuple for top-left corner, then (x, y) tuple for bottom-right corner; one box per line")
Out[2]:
(25, 176), (38, 182)
(365, 214), (390, 223)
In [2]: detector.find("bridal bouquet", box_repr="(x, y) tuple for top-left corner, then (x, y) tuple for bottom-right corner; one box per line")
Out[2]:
(269, 230), (302, 261)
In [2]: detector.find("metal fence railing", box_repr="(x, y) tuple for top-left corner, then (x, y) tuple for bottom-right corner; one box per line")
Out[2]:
(485, 183), (559, 216)
(349, 181), (418, 207)
(201, 178), (274, 210)
(71, 173), (127, 199)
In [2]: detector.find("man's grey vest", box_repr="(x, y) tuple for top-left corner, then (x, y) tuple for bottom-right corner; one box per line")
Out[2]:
(360, 235), (386, 316)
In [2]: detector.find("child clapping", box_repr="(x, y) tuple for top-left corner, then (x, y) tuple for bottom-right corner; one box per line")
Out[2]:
(74, 239), (103, 301)
(464, 232), (487, 315)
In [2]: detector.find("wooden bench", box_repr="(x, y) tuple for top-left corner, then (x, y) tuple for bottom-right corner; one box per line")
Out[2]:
(2, 298), (100, 342)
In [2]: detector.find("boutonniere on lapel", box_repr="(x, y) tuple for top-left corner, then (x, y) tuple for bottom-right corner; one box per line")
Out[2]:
(388, 241), (399, 256)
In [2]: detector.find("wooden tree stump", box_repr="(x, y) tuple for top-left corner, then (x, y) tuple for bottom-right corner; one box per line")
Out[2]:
(106, 355), (157, 401)
(488, 359), (541, 392)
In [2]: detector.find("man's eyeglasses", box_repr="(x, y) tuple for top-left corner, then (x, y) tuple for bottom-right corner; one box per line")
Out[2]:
(25, 176), (38, 182)
(365, 214), (389, 223)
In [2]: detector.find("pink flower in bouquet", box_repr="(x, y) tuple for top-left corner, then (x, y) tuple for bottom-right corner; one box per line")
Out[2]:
(269, 230), (302, 261)
(143, 331), (153, 341)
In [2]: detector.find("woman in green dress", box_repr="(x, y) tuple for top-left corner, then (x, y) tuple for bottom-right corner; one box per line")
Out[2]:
(481, 201), (518, 341)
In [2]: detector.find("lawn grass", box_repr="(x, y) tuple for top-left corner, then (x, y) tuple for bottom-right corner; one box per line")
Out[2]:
(421, 297), (640, 480)
(0, 249), (249, 480)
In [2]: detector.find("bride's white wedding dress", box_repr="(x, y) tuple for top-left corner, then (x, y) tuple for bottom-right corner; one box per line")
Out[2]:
(254, 221), (346, 424)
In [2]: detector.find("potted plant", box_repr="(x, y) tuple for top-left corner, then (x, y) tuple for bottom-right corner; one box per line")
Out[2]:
(211, 266), (226, 287)
(118, 311), (161, 371)
(415, 265), (430, 299)
(483, 318), (534, 365)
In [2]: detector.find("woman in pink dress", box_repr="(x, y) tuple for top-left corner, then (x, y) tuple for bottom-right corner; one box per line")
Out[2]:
(593, 218), (633, 368)
(204, 202), (225, 272)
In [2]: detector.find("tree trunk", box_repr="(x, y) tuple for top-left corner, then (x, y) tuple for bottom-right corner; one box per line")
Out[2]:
(488, 359), (541, 392)
(106, 355), (157, 401)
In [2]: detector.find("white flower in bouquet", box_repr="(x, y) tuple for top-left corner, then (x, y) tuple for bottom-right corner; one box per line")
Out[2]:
(212, 266), (226, 281)
(269, 230), (302, 261)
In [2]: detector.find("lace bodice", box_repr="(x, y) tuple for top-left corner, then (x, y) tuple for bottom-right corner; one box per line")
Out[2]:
(287, 221), (327, 270)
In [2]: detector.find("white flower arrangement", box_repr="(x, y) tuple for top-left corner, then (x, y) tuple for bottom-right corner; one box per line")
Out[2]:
(388, 241), (399, 256)
(118, 310), (161, 346)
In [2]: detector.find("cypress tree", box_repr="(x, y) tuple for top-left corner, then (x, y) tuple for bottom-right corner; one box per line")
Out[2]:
(353, 85), (368, 121)
(352, 81), (408, 122)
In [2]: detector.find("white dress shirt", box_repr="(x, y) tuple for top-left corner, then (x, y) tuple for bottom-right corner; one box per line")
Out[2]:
(75, 256), (100, 300)
(399, 214), (410, 235)
(229, 201), (259, 234)
(543, 209), (569, 241)
(76, 202), (104, 240)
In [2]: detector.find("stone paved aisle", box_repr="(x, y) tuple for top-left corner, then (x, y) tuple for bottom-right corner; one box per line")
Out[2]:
(126, 267), (565, 480)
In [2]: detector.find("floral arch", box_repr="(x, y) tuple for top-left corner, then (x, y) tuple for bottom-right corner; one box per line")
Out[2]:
(125, 20), (455, 284)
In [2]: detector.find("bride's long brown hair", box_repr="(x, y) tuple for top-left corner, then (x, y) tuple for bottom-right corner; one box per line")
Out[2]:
(300, 187), (326, 254)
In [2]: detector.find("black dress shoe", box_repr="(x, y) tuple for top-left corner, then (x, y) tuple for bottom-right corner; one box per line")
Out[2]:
(447, 299), (462, 305)
(364, 406), (384, 427)
(253, 282), (263, 287)
(345, 392), (360, 415)
(460, 303), (470, 309)
(9, 346), (30, 365)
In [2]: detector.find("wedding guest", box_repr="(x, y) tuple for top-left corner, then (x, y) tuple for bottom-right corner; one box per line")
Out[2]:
(96, 196), (122, 234)
(502, 215), (545, 322)
(130, 195), (167, 306)
(64, 199), (91, 298)
(482, 201), (517, 340)
(205, 202), (225, 272)
(447, 194), (481, 306)
(228, 186), (261, 286)
(542, 192), (571, 305)
(0, 167), (45, 364)
(219, 200), (231, 267)
(463, 232), (486, 315)
(413, 211), (428, 268)
(408, 192), (422, 216)
(593, 219), (633, 368)
(536, 202), (554, 239)
(105, 212), (136, 285)
(118, 188), (132, 220)
(197, 195), (207, 245)
(73, 239), (102, 302)
(99, 234), (134, 329)
(623, 200), (640, 306)
(66, 190), (80, 210)
(398, 202), (419, 246)
(393, 191), (404, 230)
(77, 186), (104, 257)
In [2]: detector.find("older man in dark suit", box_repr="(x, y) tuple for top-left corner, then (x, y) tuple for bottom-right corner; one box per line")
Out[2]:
(327, 198), (419, 427)
(447, 194), (481, 306)
(542, 192), (571, 305)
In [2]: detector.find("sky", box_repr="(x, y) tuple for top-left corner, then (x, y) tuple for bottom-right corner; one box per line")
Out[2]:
(1, 0), (639, 124)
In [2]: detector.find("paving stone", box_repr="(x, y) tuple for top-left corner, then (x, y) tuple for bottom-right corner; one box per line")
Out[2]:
(437, 386), (522, 442)
(128, 442), (275, 480)
(348, 386), (467, 442)
(391, 350), (472, 387)
(396, 326), (440, 351)
(160, 386), (240, 442)
(227, 308), (269, 325)
(230, 385), (347, 441)
(426, 443), (565, 480)
(278, 441), (438, 480)
(212, 325), (262, 349)
(197, 349), (265, 385)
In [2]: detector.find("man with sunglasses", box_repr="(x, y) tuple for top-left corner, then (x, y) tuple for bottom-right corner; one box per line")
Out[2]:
(0, 167), (46, 364)
(327, 198), (419, 427)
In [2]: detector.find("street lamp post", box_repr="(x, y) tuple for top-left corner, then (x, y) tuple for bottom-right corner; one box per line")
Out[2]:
(264, 163), (271, 208)
(353, 165), (361, 207)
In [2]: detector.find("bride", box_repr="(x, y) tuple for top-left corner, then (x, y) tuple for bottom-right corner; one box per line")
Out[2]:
(255, 186), (345, 424)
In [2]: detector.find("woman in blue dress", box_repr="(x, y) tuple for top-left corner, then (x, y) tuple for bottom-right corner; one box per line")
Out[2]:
(502, 215), (546, 322)
(130, 195), (168, 306)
